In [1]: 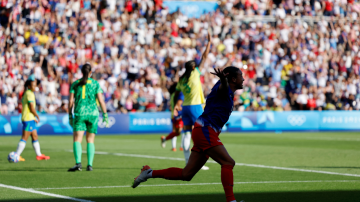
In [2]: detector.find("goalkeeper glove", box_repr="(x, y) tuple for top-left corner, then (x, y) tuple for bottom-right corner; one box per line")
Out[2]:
(103, 113), (109, 128)
(69, 114), (74, 128)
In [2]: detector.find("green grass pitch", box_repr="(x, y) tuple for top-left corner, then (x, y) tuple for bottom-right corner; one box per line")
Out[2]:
(0, 132), (360, 202)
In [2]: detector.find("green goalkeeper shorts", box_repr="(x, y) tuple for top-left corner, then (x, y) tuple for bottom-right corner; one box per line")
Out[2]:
(73, 115), (99, 134)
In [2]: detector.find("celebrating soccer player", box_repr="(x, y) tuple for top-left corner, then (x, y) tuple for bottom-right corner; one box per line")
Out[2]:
(172, 32), (211, 169)
(67, 64), (109, 172)
(14, 75), (50, 161)
(161, 82), (184, 151)
(132, 66), (244, 202)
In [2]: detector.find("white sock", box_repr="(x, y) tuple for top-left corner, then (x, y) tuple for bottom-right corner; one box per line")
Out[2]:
(32, 140), (42, 156)
(230, 200), (237, 202)
(16, 140), (26, 156)
(172, 136), (177, 149)
(180, 132), (184, 148)
(183, 131), (191, 164)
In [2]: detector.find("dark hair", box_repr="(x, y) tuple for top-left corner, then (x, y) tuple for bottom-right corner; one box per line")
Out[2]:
(24, 80), (32, 90)
(169, 82), (178, 95)
(78, 64), (92, 87)
(180, 60), (196, 83)
(223, 66), (240, 83)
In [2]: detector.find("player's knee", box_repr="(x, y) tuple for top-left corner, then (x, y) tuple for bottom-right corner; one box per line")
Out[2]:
(223, 158), (235, 167)
(31, 133), (38, 140)
(182, 171), (195, 181)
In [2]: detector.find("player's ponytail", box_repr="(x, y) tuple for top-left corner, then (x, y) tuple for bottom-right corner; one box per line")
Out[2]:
(78, 64), (92, 87)
(180, 60), (196, 83)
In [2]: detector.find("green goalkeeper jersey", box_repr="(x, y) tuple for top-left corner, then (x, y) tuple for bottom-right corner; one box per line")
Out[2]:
(70, 78), (103, 116)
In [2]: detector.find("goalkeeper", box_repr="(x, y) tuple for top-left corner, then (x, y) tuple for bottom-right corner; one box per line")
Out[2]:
(67, 64), (109, 172)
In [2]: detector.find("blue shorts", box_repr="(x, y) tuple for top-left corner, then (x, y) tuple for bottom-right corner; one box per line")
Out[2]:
(22, 121), (36, 132)
(182, 104), (204, 126)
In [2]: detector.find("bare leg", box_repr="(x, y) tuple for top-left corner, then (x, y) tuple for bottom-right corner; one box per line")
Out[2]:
(206, 145), (236, 202)
(31, 130), (42, 156)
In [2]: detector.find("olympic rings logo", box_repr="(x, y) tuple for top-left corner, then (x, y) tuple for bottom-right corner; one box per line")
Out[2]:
(287, 115), (306, 126)
(98, 116), (116, 128)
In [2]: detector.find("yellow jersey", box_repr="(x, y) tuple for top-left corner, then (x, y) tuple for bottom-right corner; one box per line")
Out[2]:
(22, 90), (36, 122)
(176, 67), (205, 106)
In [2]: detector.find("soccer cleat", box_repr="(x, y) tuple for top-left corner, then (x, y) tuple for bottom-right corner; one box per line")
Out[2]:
(161, 136), (166, 148)
(179, 147), (183, 151)
(172, 148), (177, 152)
(132, 165), (152, 188)
(201, 165), (210, 170)
(68, 163), (82, 172)
(36, 154), (50, 161)
(87, 165), (93, 171)
(19, 156), (25, 161)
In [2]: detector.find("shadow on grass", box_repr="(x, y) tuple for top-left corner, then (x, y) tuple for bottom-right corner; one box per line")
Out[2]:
(0, 167), (138, 172)
(1, 190), (360, 202)
(293, 166), (360, 169)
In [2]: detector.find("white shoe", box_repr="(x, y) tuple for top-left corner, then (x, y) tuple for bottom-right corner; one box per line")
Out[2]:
(161, 136), (166, 148)
(201, 165), (209, 170)
(132, 165), (152, 188)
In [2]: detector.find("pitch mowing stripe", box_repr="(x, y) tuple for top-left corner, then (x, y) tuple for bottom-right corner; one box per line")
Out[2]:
(71, 151), (360, 178)
(0, 183), (94, 202)
(33, 180), (360, 190)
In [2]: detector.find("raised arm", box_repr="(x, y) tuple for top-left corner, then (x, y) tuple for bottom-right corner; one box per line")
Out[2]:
(198, 32), (212, 72)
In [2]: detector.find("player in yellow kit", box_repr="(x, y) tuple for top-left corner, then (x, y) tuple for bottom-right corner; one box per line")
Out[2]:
(173, 32), (211, 169)
(14, 75), (50, 161)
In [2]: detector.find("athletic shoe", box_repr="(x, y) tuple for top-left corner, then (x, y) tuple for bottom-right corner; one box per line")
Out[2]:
(201, 165), (210, 170)
(68, 163), (82, 172)
(36, 154), (50, 160)
(87, 165), (93, 171)
(19, 156), (25, 161)
(161, 136), (166, 148)
(171, 148), (177, 152)
(132, 165), (152, 188)
(179, 147), (183, 151)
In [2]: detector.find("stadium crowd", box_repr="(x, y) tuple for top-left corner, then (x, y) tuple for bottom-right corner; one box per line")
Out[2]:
(0, 0), (360, 115)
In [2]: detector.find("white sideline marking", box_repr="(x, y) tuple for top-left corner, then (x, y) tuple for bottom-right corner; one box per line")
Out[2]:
(33, 180), (360, 190)
(68, 150), (360, 178)
(0, 183), (93, 202)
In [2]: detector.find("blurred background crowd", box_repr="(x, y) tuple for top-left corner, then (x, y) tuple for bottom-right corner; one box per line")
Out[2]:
(0, 0), (360, 115)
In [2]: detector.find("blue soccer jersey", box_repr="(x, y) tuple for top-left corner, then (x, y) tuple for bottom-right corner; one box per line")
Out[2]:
(197, 81), (234, 132)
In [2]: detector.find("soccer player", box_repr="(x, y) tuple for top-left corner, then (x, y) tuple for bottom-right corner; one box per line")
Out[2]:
(173, 32), (211, 167)
(161, 82), (184, 151)
(67, 64), (109, 172)
(15, 75), (50, 161)
(132, 66), (244, 202)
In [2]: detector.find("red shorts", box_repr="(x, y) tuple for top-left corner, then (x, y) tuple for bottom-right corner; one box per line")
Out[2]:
(172, 118), (184, 129)
(191, 122), (223, 153)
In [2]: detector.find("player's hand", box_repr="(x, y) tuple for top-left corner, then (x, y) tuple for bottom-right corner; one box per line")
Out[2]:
(207, 31), (212, 43)
(211, 68), (229, 81)
(103, 113), (109, 128)
(35, 116), (40, 124)
(68, 114), (74, 128)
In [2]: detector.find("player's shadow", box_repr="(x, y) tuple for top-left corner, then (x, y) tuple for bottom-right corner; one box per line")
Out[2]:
(293, 166), (360, 169)
(2, 190), (360, 202)
(0, 167), (138, 172)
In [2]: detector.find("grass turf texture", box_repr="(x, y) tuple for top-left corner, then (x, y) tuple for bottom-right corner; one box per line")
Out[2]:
(0, 132), (359, 202)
